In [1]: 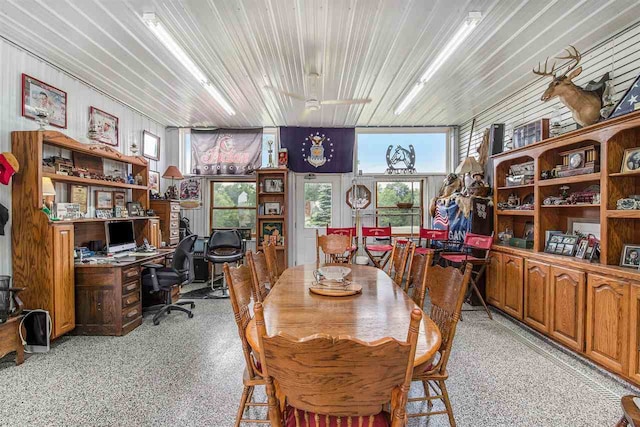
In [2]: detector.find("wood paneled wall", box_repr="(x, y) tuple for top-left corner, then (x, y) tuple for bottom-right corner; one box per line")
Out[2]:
(0, 38), (167, 275)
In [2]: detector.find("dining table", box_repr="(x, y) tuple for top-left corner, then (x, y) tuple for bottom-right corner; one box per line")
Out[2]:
(245, 263), (442, 367)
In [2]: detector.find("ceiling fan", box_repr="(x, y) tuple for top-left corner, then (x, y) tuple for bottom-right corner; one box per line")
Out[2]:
(264, 73), (372, 119)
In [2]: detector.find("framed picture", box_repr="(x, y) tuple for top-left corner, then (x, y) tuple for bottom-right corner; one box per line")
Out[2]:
(545, 234), (578, 256)
(69, 184), (88, 215)
(90, 107), (119, 146)
(264, 178), (283, 193)
(278, 148), (288, 168)
(143, 130), (161, 161)
(22, 74), (67, 128)
(127, 201), (143, 217)
(346, 184), (372, 209)
(620, 148), (640, 173)
(609, 72), (640, 119)
(95, 190), (113, 209)
(262, 221), (283, 244)
(575, 240), (589, 259)
(179, 178), (202, 209)
(55, 203), (81, 220)
(149, 170), (160, 194)
(113, 191), (126, 208)
(523, 221), (534, 241)
(265, 202), (281, 215)
(620, 244), (640, 268)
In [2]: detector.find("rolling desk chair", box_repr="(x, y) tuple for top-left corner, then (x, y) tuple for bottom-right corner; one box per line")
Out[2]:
(206, 229), (247, 299)
(141, 234), (197, 325)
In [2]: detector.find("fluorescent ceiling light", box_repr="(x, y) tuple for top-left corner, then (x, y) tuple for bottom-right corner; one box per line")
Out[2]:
(395, 12), (482, 115)
(141, 12), (235, 116)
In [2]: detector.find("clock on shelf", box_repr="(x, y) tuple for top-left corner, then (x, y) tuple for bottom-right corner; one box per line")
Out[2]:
(557, 145), (599, 177)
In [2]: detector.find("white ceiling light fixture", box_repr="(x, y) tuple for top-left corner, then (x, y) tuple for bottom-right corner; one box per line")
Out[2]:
(394, 11), (482, 115)
(141, 12), (236, 116)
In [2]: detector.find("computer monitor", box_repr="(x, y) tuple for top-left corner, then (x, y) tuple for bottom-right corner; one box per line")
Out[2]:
(105, 220), (137, 253)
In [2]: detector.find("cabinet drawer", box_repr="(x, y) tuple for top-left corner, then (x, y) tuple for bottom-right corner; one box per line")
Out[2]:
(170, 212), (179, 221)
(122, 266), (140, 281)
(122, 280), (140, 295)
(170, 220), (179, 230)
(123, 303), (142, 323)
(170, 229), (179, 239)
(169, 237), (180, 246)
(170, 203), (180, 212)
(122, 291), (140, 308)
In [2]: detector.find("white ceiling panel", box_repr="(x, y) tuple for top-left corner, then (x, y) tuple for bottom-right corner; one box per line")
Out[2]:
(0, 0), (638, 127)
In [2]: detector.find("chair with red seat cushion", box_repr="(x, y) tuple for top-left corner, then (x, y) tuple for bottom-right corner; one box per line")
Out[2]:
(362, 226), (394, 268)
(254, 303), (422, 427)
(415, 228), (450, 258)
(440, 232), (494, 320)
(327, 226), (358, 263)
(409, 263), (472, 426)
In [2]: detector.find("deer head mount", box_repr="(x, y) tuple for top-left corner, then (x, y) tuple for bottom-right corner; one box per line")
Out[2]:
(533, 45), (607, 127)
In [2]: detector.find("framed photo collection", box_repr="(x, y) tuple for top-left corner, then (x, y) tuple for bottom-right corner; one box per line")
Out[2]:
(22, 74), (67, 128)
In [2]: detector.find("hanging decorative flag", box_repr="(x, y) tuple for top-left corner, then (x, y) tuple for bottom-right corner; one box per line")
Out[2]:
(280, 127), (355, 173)
(190, 128), (262, 175)
(609, 73), (640, 119)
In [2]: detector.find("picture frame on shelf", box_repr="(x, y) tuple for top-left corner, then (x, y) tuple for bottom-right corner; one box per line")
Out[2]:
(113, 191), (126, 208)
(544, 234), (579, 256)
(55, 203), (81, 220)
(21, 73), (67, 128)
(264, 202), (281, 215)
(95, 209), (113, 219)
(143, 130), (161, 161)
(149, 170), (160, 194)
(574, 239), (589, 259)
(89, 107), (119, 146)
(264, 178), (283, 193)
(620, 243), (640, 268)
(95, 190), (113, 209)
(262, 221), (283, 244)
(523, 221), (534, 241)
(620, 147), (640, 173)
(127, 201), (143, 217)
(69, 184), (88, 215)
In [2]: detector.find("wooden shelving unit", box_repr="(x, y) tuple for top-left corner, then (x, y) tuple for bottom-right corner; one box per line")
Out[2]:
(488, 110), (640, 387)
(496, 209), (534, 216)
(43, 172), (148, 191)
(256, 169), (289, 271)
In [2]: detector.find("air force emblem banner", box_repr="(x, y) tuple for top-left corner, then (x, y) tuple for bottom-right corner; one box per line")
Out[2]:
(190, 128), (262, 175)
(280, 127), (355, 173)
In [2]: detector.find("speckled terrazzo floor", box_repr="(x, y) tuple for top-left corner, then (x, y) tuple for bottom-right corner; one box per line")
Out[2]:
(0, 289), (637, 427)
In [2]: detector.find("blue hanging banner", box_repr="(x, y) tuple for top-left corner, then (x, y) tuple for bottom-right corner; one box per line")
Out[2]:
(279, 127), (355, 173)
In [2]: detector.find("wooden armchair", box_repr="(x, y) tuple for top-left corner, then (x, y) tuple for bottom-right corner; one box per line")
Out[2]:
(385, 241), (414, 287)
(223, 263), (269, 426)
(246, 251), (270, 303)
(254, 302), (422, 427)
(408, 263), (472, 426)
(316, 230), (352, 264)
(264, 241), (282, 286)
(327, 226), (358, 262)
(405, 252), (434, 309)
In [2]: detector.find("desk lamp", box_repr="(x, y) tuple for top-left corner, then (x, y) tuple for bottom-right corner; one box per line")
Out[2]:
(162, 166), (183, 200)
(42, 177), (56, 219)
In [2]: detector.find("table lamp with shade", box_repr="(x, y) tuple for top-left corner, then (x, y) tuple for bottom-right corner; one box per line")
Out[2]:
(162, 166), (183, 200)
(42, 177), (56, 219)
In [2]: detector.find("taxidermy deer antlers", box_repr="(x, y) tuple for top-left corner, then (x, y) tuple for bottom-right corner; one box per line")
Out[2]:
(533, 45), (607, 127)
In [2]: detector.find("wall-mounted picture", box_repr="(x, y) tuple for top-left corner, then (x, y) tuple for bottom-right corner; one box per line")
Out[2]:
(346, 184), (372, 209)
(262, 221), (283, 244)
(620, 244), (640, 268)
(143, 130), (161, 161)
(265, 202), (281, 215)
(113, 191), (126, 208)
(22, 73), (67, 128)
(69, 184), (88, 215)
(90, 107), (119, 146)
(95, 190), (113, 209)
(149, 170), (160, 194)
(264, 178), (283, 193)
(620, 148), (640, 173)
(179, 178), (202, 209)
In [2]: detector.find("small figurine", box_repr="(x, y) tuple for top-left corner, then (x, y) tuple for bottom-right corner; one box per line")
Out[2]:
(127, 174), (135, 184)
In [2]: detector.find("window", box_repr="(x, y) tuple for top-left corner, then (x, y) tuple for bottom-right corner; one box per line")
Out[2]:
(376, 181), (422, 235)
(210, 181), (257, 233)
(304, 182), (332, 228)
(356, 130), (448, 174)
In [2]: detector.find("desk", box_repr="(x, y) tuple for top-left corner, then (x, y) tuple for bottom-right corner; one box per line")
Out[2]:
(246, 264), (441, 366)
(74, 249), (175, 336)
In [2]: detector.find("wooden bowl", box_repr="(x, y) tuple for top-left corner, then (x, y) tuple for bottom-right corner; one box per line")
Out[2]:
(396, 202), (414, 209)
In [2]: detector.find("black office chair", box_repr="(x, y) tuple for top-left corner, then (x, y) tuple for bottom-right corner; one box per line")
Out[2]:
(206, 229), (245, 299)
(141, 234), (197, 325)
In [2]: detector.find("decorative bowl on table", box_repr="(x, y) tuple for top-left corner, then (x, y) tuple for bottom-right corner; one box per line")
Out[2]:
(396, 202), (414, 209)
(315, 266), (351, 282)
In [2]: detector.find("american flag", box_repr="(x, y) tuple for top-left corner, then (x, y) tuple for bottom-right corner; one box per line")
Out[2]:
(609, 74), (640, 119)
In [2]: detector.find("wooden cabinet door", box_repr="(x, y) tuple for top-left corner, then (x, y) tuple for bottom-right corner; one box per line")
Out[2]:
(502, 254), (524, 319)
(549, 266), (585, 352)
(629, 284), (640, 383)
(52, 224), (75, 337)
(586, 274), (629, 374)
(148, 219), (160, 248)
(486, 252), (504, 308)
(524, 260), (550, 333)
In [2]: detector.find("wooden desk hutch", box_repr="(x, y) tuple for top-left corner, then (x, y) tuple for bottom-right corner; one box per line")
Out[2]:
(489, 110), (640, 386)
(11, 131), (161, 338)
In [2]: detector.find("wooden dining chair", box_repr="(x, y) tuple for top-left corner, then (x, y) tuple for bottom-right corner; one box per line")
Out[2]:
(385, 240), (414, 286)
(316, 230), (352, 264)
(263, 241), (282, 286)
(327, 226), (358, 262)
(617, 395), (640, 426)
(223, 263), (269, 427)
(254, 302), (422, 427)
(246, 251), (270, 303)
(408, 263), (472, 427)
(405, 252), (434, 309)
